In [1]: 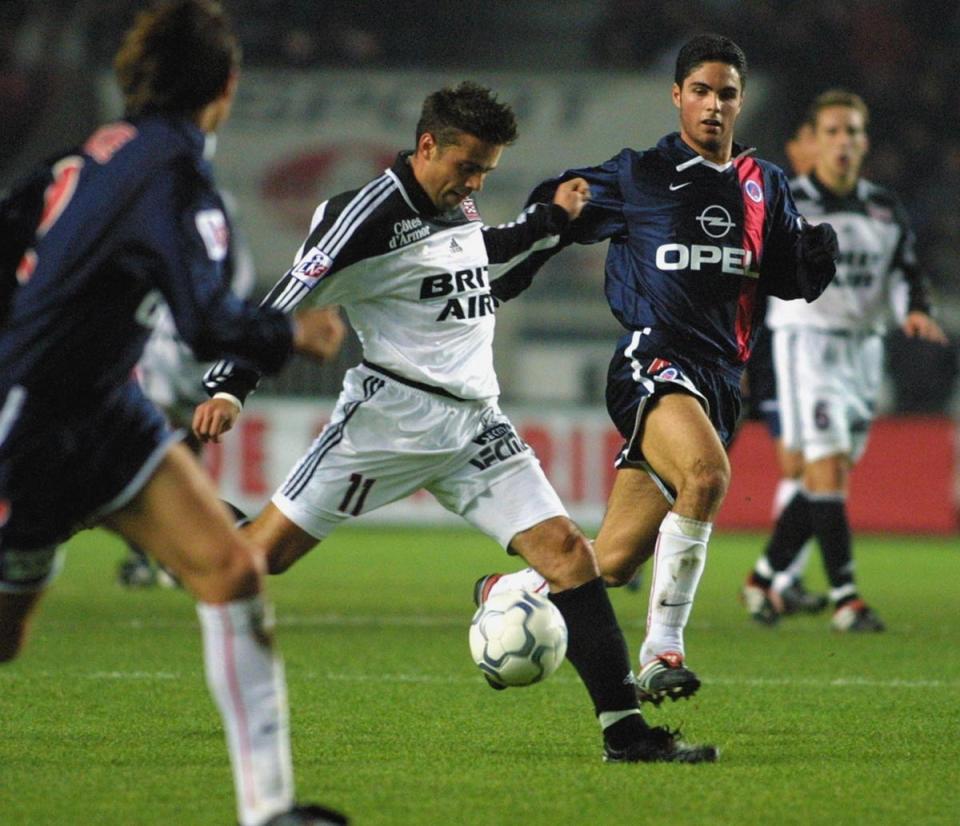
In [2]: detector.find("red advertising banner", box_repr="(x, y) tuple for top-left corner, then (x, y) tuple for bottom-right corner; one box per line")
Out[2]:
(208, 400), (957, 535)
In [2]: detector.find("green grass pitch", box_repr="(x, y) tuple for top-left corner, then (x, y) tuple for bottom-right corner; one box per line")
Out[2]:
(1, 526), (957, 825)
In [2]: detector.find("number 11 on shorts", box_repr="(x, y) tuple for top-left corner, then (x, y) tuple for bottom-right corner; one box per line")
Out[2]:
(338, 473), (376, 516)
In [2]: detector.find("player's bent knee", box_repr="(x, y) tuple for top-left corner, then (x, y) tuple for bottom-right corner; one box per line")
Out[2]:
(241, 505), (318, 575)
(177, 536), (263, 603)
(684, 464), (730, 511)
(514, 516), (600, 590)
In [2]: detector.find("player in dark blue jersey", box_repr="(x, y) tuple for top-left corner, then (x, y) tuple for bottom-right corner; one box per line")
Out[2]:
(487, 34), (838, 705)
(0, 3), (346, 824)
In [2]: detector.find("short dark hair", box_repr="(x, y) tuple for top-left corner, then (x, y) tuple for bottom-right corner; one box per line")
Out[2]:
(415, 81), (518, 148)
(807, 89), (870, 129)
(114, 0), (240, 118)
(674, 34), (748, 88)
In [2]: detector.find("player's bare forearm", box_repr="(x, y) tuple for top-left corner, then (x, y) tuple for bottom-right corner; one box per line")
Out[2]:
(902, 311), (948, 344)
(552, 177), (591, 221)
(192, 397), (240, 443)
(292, 306), (346, 363)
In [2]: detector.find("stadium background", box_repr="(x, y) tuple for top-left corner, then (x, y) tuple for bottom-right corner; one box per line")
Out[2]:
(1, 0), (957, 532)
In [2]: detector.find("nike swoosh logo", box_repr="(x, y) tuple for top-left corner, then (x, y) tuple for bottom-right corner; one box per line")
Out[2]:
(669, 182), (692, 191)
(660, 599), (693, 607)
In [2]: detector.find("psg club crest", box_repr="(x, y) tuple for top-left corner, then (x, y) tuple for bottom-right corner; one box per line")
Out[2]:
(744, 179), (763, 203)
(648, 358), (678, 381)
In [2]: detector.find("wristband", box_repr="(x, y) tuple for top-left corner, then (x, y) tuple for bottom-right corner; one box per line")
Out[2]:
(213, 391), (243, 411)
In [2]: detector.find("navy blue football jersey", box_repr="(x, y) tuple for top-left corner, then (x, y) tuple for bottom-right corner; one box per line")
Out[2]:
(0, 115), (292, 415)
(494, 132), (820, 372)
(0, 115), (297, 547)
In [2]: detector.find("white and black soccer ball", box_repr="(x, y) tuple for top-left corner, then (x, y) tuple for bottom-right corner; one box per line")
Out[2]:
(469, 589), (568, 688)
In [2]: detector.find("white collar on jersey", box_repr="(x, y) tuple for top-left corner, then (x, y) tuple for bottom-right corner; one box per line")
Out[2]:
(675, 145), (755, 173)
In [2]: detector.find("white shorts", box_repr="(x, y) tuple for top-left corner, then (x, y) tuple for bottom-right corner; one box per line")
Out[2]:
(272, 365), (567, 548)
(773, 328), (882, 463)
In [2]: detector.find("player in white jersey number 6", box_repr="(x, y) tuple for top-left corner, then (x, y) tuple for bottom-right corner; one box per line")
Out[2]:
(194, 82), (717, 764)
(742, 89), (947, 631)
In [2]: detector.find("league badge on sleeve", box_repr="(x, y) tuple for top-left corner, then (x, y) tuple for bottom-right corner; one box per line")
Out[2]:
(195, 209), (229, 261)
(291, 247), (333, 287)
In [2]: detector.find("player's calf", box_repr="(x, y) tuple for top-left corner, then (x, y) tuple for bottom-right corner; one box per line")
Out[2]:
(0, 590), (45, 662)
(0, 546), (59, 662)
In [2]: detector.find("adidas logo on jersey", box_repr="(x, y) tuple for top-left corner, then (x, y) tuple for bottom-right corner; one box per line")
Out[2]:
(449, 238), (463, 253)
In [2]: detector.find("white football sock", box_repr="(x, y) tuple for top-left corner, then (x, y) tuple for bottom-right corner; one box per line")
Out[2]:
(639, 512), (710, 666)
(197, 596), (294, 826)
(485, 567), (549, 599)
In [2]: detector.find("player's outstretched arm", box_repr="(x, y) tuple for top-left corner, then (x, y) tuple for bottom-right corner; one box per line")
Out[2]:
(902, 311), (948, 344)
(194, 306), (346, 442)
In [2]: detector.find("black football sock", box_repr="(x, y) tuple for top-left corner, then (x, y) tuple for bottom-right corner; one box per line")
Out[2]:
(764, 490), (814, 573)
(221, 499), (250, 527)
(808, 497), (856, 604)
(548, 577), (644, 722)
(602, 712), (651, 749)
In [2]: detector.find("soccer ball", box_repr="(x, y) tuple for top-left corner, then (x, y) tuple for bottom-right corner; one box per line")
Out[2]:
(469, 589), (568, 688)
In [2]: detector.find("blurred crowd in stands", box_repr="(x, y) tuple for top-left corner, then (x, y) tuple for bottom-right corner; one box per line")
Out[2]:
(1, 0), (957, 411)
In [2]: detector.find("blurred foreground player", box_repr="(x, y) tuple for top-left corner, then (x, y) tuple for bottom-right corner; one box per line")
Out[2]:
(118, 194), (257, 589)
(479, 34), (838, 703)
(0, 2), (346, 823)
(742, 90), (946, 631)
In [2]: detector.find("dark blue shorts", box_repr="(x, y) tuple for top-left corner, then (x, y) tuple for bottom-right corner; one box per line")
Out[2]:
(0, 380), (178, 554)
(605, 332), (743, 472)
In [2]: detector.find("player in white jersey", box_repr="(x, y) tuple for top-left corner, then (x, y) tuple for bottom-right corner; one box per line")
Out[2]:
(742, 90), (947, 631)
(194, 82), (717, 764)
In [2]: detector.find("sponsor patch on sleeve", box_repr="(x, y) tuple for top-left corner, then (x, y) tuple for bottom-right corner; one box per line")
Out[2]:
(195, 209), (229, 261)
(291, 247), (333, 286)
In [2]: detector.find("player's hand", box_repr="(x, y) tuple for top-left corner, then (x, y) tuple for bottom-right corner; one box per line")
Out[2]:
(552, 177), (591, 221)
(797, 220), (839, 301)
(193, 397), (241, 444)
(292, 306), (346, 363)
(902, 311), (948, 344)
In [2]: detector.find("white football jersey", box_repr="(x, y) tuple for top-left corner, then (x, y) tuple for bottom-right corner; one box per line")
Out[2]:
(205, 153), (565, 402)
(766, 175), (917, 333)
